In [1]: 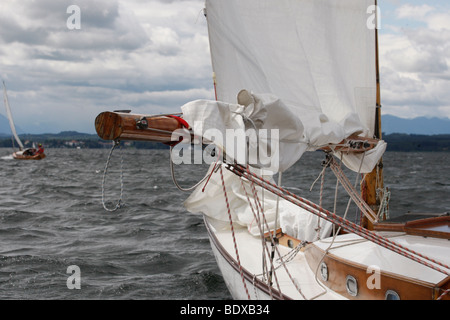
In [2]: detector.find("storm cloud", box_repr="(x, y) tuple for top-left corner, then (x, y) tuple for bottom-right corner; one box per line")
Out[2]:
(0, 0), (449, 134)
(379, 2), (450, 118)
(0, 0), (212, 133)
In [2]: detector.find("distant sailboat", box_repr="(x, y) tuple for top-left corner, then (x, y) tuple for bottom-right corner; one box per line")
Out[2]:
(2, 81), (45, 160)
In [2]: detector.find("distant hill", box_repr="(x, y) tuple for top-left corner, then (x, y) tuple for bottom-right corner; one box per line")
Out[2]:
(0, 131), (167, 149)
(3, 113), (449, 136)
(0, 113), (11, 135)
(382, 115), (450, 135)
(384, 133), (450, 152)
(0, 130), (448, 152)
(0, 113), (24, 135)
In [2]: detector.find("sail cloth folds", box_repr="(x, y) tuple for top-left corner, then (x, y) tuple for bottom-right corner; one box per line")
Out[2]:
(181, 90), (307, 173)
(200, 0), (382, 174)
(183, 162), (333, 240)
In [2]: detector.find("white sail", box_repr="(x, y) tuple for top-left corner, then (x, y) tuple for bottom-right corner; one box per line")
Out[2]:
(182, 0), (385, 174)
(183, 0), (385, 236)
(2, 81), (24, 150)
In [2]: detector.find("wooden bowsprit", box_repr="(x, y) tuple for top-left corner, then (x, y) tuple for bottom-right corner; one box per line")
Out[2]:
(95, 110), (194, 211)
(95, 111), (192, 145)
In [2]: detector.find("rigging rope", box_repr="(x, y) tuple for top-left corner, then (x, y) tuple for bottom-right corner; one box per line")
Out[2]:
(169, 145), (212, 192)
(437, 289), (449, 300)
(239, 171), (281, 299)
(377, 187), (390, 220)
(219, 164), (251, 300)
(101, 140), (124, 212)
(310, 154), (365, 299)
(328, 156), (378, 224)
(227, 163), (450, 276)
(239, 166), (307, 299)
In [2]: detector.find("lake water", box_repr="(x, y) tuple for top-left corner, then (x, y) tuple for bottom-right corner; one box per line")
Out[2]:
(0, 148), (449, 300)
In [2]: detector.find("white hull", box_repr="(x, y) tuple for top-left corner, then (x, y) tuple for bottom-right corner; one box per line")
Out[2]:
(205, 216), (345, 300)
(205, 215), (450, 300)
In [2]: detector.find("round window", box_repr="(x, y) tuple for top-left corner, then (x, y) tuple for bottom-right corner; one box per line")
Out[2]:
(346, 275), (358, 297)
(320, 262), (328, 281)
(385, 290), (400, 300)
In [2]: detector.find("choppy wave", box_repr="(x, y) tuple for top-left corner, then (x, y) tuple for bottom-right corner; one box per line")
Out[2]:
(0, 148), (449, 299)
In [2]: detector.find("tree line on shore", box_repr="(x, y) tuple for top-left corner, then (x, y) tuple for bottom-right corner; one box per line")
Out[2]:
(0, 131), (449, 152)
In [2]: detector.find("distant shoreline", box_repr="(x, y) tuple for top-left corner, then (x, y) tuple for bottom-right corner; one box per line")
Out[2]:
(0, 131), (449, 152)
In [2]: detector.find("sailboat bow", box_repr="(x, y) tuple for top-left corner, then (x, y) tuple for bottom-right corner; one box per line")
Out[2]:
(95, 0), (450, 300)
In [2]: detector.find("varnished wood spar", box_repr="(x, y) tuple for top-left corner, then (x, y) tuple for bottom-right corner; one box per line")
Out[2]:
(361, 1), (384, 229)
(95, 111), (189, 144)
(319, 134), (379, 153)
(374, 215), (450, 240)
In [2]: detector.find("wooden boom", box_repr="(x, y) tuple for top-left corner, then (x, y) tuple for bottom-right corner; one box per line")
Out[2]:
(95, 111), (190, 144)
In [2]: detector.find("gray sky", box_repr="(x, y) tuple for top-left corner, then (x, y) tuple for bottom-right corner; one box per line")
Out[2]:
(0, 0), (449, 134)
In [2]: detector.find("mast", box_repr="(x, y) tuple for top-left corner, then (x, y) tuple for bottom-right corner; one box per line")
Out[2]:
(2, 81), (24, 150)
(361, 0), (384, 229)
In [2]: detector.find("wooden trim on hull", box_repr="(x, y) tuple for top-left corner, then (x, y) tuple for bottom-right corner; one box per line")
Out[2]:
(304, 243), (449, 300)
(204, 217), (292, 300)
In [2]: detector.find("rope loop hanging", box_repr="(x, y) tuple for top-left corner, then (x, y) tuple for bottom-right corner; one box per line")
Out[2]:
(101, 140), (124, 212)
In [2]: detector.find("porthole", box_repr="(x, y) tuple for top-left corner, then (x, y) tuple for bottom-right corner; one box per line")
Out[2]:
(385, 290), (400, 300)
(345, 275), (358, 297)
(319, 262), (328, 281)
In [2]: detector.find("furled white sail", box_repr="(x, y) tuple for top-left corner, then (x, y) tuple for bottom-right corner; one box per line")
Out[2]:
(184, 0), (385, 235)
(182, 0), (385, 174)
(2, 81), (24, 150)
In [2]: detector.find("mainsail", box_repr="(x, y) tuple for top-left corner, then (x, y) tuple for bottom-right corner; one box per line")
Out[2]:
(2, 81), (24, 150)
(183, 0), (386, 237)
(182, 0), (386, 174)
